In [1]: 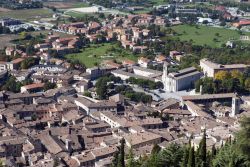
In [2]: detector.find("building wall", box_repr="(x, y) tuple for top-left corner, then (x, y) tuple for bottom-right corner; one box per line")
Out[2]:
(200, 61), (215, 77)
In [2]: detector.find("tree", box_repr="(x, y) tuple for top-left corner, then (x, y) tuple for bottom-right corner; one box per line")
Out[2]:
(244, 78), (250, 91)
(197, 130), (207, 167)
(237, 117), (250, 162)
(127, 148), (136, 167)
(159, 143), (184, 167)
(212, 142), (247, 167)
(1, 76), (22, 93)
(43, 82), (57, 91)
(215, 71), (231, 80)
(118, 138), (125, 167)
(188, 147), (195, 167)
(96, 82), (108, 99)
(112, 152), (119, 167)
(182, 145), (190, 167)
(83, 91), (92, 98)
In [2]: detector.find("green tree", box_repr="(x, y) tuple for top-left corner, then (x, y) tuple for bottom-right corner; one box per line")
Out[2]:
(83, 91), (92, 98)
(159, 143), (184, 167)
(196, 130), (207, 167)
(118, 138), (125, 167)
(127, 148), (137, 167)
(212, 142), (247, 167)
(237, 117), (250, 163)
(188, 147), (195, 167)
(43, 82), (57, 91)
(112, 152), (119, 167)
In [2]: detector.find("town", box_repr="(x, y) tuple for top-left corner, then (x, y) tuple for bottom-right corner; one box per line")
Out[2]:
(0, 0), (249, 167)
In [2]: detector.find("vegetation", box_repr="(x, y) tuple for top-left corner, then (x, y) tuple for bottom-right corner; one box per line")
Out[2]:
(0, 0), (43, 10)
(43, 82), (57, 91)
(21, 57), (39, 69)
(66, 43), (137, 68)
(116, 118), (250, 167)
(172, 25), (250, 48)
(95, 74), (122, 99)
(0, 76), (23, 93)
(115, 85), (153, 104)
(127, 77), (163, 90)
(195, 70), (250, 94)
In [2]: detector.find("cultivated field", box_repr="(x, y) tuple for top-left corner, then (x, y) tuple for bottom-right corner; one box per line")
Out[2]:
(66, 43), (137, 68)
(172, 24), (250, 47)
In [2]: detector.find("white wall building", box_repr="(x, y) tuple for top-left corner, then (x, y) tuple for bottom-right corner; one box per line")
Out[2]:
(162, 63), (202, 92)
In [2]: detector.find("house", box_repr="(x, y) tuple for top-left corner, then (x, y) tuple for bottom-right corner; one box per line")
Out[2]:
(7, 58), (24, 70)
(155, 55), (167, 63)
(138, 57), (152, 68)
(74, 97), (117, 115)
(72, 81), (89, 93)
(5, 47), (15, 56)
(122, 59), (136, 67)
(169, 50), (183, 60)
(131, 45), (148, 53)
(123, 131), (162, 148)
(154, 17), (166, 26)
(20, 83), (45, 93)
(233, 19), (250, 27)
(0, 62), (7, 72)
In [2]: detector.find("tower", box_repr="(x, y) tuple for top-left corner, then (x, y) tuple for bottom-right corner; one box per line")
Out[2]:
(162, 62), (168, 81)
(162, 62), (169, 91)
(231, 97), (240, 117)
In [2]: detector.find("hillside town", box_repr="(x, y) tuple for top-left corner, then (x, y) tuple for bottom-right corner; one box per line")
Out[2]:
(0, 0), (249, 167)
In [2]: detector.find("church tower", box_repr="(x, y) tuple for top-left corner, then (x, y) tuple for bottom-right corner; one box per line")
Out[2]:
(162, 62), (169, 91)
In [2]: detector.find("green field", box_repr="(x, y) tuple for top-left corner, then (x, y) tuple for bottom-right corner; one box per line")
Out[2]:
(0, 8), (53, 21)
(66, 43), (138, 68)
(71, 2), (90, 8)
(172, 25), (250, 48)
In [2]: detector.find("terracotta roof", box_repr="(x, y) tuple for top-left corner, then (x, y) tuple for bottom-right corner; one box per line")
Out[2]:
(11, 58), (24, 64)
(22, 83), (45, 90)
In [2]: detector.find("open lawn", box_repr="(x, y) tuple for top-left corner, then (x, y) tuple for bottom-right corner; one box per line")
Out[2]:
(66, 43), (138, 68)
(0, 8), (53, 21)
(172, 24), (250, 48)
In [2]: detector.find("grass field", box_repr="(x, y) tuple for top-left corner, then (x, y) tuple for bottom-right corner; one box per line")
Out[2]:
(0, 8), (53, 21)
(66, 43), (138, 68)
(172, 24), (250, 48)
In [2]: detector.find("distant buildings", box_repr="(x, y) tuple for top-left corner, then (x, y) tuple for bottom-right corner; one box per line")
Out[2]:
(0, 18), (21, 27)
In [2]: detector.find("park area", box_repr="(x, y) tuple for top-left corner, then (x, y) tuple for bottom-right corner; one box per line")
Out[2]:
(66, 43), (138, 68)
(172, 24), (250, 48)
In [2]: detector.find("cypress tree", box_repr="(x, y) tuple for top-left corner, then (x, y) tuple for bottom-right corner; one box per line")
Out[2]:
(198, 130), (207, 167)
(182, 146), (189, 167)
(211, 145), (216, 158)
(112, 151), (119, 167)
(188, 147), (195, 167)
(118, 138), (125, 167)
